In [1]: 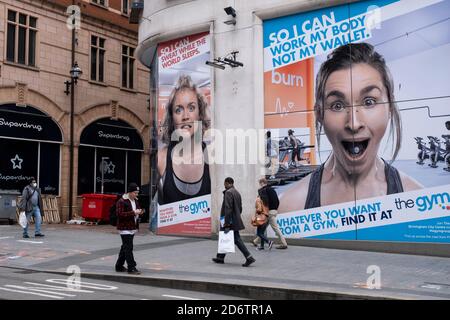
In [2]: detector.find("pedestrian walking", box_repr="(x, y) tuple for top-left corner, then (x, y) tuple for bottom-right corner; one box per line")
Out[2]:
(212, 177), (255, 267)
(252, 178), (288, 249)
(266, 131), (278, 179)
(115, 183), (143, 275)
(288, 129), (301, 167)
(19, 177), (45, 238)
(254, 191), (273, 251)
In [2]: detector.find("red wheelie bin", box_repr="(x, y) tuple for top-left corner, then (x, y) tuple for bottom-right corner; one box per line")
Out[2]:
(81, 194), (118, 223)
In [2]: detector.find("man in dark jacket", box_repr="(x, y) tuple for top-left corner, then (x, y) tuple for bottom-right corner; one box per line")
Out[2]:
(212, 177), (255, 267)
(116, 183), (143, 275)
(20, 177), (44, 238)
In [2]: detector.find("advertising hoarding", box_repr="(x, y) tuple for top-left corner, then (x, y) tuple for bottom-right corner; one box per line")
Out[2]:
(263, 0), (450, 242)
(156, 32), (212, 236)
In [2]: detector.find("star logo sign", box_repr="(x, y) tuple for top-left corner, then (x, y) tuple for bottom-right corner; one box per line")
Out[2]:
(11, 154), (23, 170)
(104, 161), (115, 174)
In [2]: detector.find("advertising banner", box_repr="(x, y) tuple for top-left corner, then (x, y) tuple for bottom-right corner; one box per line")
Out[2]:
(157, 194), (212, 235)
(263, 0), (450, 242)
(156, 32), (212, 236)
(268, 185), (450, 242)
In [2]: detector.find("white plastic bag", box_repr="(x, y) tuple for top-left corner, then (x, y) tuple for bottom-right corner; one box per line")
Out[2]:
(19, 211), (28, 228)
(218, 230), (235, 254)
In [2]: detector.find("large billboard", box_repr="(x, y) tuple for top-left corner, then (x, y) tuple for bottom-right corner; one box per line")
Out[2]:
(156, 32), (212, 236)
(263, 0), (450, 242)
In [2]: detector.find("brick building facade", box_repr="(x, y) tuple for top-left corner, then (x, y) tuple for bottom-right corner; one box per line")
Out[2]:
(0, 0), (150, 221)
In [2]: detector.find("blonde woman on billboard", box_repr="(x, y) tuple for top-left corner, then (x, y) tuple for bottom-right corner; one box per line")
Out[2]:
(157, 75), (211, 205)
(279, 43), (422, 213)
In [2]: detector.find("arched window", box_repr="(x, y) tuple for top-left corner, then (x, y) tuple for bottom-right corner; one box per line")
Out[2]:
(0, 104), (62, 194)
(78, 118), (143, 195)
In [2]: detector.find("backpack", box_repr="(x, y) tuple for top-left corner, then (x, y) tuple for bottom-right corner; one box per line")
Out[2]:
(266, 186), (280, 210)
(109, 201), (118, 226)
(272, 188), (280, 209)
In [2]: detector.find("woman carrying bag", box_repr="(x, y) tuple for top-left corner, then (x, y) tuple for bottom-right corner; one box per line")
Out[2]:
(252, 188), (273, 251)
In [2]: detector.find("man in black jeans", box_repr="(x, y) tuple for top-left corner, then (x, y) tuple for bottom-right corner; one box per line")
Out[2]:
(116, 183), (143, 275)
(212, 177), (255, 267)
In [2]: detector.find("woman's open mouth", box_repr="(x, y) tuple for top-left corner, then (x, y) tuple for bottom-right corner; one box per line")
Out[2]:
(180, 124), (193, 129)
(341, 139), (370, 158)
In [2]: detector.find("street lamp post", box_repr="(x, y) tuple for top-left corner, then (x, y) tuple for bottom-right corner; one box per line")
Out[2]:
(65, 58), (82, 221)
(65, 3), (82, 222)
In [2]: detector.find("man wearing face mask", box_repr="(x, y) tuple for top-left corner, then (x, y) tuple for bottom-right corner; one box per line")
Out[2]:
(20, 177), (44, 238)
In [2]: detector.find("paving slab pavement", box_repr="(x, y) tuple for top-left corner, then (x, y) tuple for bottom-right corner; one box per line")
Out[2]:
(1, 224), (449, 300)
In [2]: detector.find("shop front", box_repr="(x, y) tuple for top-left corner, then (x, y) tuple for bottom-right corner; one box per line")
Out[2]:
(77, 118), (144, 196)
(0, 104), (62, 195)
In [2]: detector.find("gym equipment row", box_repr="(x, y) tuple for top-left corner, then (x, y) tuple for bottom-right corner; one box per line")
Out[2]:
(414, 135), (450, 171)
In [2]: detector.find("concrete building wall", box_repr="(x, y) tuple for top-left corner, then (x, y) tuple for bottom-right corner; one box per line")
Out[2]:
(136, 0), (349, 234)
(0, 0), (150, 220)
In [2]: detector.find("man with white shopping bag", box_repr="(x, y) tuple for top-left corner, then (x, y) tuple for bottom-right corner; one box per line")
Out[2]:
(212, 177), (255, 267)
(217, 226), (235, 254)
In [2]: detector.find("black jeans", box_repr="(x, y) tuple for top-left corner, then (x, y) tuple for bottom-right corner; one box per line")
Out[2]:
(257, 223), (270, 248)
(116, 234), (136, 270)
(217, 230), (251, 260)
(291, 147), (301, 162)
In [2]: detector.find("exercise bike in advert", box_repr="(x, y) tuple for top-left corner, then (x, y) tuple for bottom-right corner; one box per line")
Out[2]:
(441, 135), (450, 172)
(428, 136), (450, 170)
(414, 137), (430, 165)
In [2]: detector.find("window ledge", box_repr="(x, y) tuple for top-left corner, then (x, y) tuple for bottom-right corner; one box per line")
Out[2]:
(88, 79), (108, 87)
(90, 2), (109, 10)
(3, 61), (40, 72)
(120, 86), (137, 94)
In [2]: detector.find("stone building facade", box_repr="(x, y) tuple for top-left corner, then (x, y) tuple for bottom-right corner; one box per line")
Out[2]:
(136, 0), (345, 234)
(0, 0), (150, 220)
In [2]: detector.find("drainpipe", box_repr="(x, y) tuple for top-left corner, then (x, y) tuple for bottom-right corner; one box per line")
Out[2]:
(68, 0), (76, 221)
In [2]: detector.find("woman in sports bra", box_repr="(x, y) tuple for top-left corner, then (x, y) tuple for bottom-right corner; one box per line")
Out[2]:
(157, 75), (211, 205)
(279, 43), (422, 213)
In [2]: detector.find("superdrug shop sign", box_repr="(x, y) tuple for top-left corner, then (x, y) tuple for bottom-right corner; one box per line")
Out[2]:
(0, 104), (62, 142)
(80, 119), (143, 150)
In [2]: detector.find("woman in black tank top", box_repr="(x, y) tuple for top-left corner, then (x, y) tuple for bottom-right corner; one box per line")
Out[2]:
(278, 43), (422, 213)
(303, 159), (405, 209)
(157, 75), (211, 205)
(159, 141), (211, 204)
